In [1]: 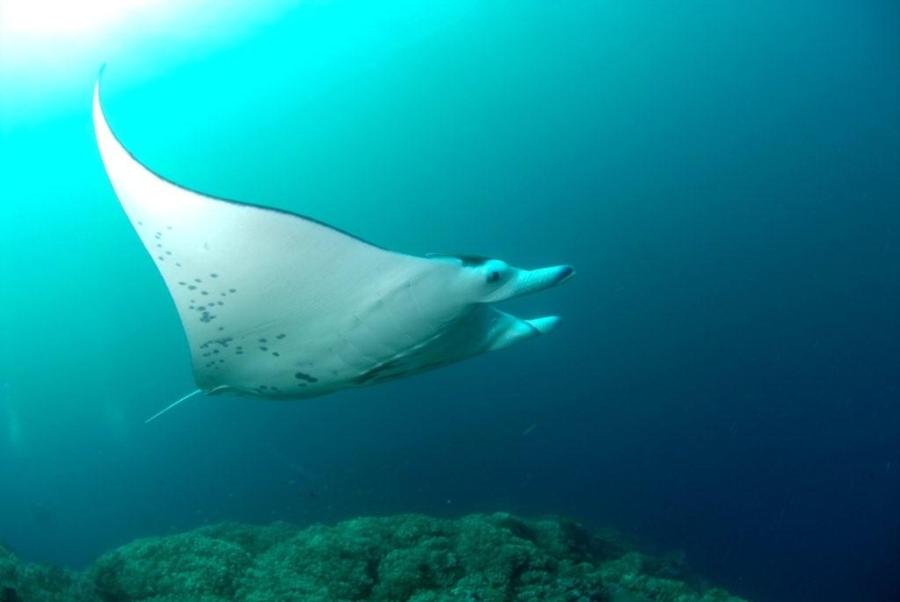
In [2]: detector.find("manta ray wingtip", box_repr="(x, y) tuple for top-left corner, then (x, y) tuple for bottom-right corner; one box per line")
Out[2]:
(94, 64), (108, 106)
(96, 63), (108, 92)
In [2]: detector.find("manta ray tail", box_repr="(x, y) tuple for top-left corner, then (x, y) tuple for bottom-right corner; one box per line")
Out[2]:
(144, 389), (204, 424)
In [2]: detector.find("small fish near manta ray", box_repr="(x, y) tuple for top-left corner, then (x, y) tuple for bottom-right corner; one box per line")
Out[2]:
(92, 77), (574, 420)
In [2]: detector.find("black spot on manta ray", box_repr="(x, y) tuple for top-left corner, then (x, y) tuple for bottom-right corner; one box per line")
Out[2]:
(276, 334), (286, 339)
(294, 372), (318, 383)
(210, 273), (219, 278)
(272, 352), (280, 357)
(205, 337), (233, 348)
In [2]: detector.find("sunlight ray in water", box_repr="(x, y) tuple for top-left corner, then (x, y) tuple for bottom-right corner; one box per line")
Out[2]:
(0, 0), (166, 37)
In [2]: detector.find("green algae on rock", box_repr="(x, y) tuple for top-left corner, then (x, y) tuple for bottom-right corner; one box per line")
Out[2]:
(1, 544), (99, 602)
(4, 514), (748, 602)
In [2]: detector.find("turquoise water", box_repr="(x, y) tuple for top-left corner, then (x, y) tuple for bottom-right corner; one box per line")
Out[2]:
(2, 2), (899, 600)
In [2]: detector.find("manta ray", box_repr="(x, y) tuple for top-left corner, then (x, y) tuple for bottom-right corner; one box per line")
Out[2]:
(92, 80), (574, 419)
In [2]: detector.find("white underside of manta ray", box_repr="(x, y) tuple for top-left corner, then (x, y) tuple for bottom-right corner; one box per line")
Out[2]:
(93, 79), (574, 408)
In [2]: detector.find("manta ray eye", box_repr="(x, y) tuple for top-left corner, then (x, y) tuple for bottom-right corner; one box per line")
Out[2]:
(486, 271), (501, 283)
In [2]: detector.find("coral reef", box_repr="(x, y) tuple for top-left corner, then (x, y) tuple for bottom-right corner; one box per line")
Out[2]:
(1, 513), (747, 602)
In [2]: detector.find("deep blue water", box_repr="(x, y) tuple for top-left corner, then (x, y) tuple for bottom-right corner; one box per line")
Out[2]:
(1, 2), (899, 601)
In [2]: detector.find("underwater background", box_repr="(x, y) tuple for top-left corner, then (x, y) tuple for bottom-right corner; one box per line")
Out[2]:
(1, 1), (898, 600)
